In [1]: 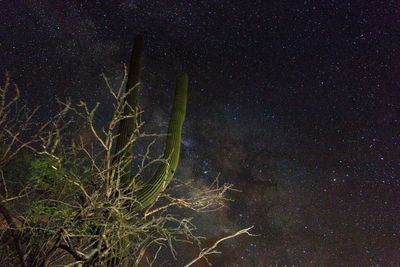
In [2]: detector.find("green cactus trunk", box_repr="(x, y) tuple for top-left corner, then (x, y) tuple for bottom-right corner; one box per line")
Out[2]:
(113, 35), (144, 182)
(132, 72), (188, 211)
(113, 35), (188, 211)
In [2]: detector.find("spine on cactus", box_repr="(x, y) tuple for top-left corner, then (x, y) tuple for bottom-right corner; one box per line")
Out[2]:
(132, 72), (188, 211)
(113, 35), (144, 181)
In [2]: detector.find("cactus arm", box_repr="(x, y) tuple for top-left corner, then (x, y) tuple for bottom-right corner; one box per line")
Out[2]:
(113, 36), (188, 211)
(132, 72), (188, 211)
(113, 35), (144, 181)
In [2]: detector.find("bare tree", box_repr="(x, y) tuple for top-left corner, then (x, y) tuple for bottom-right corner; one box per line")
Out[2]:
(0, 37), (253, 266)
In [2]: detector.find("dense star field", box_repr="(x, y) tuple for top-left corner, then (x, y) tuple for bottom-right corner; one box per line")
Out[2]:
(1, 1), (400, 266)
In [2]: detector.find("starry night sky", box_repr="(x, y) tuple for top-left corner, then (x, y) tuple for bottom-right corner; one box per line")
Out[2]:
(1, 1), (400, 266)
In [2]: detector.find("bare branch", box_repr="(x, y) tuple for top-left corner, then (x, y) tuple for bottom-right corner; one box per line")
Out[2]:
(184, 227), (256, 267)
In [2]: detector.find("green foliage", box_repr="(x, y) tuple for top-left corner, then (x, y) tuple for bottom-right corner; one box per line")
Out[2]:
(21, 152), (76, 228)
(29, 152), (62, 192)
(29, 152), (80, 196)
(27, 201), (74, 224)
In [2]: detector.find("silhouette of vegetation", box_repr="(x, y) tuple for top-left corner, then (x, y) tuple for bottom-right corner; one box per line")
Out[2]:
(0, 37), (253, 266)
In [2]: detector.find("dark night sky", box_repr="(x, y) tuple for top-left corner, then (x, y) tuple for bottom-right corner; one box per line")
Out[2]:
(1, 1), (400, 266)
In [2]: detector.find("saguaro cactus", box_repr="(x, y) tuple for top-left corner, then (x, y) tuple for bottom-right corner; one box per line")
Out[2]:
(113, 35), (144, 180)
(131, 73), (188, 210)
(113, 35), (188, 211)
